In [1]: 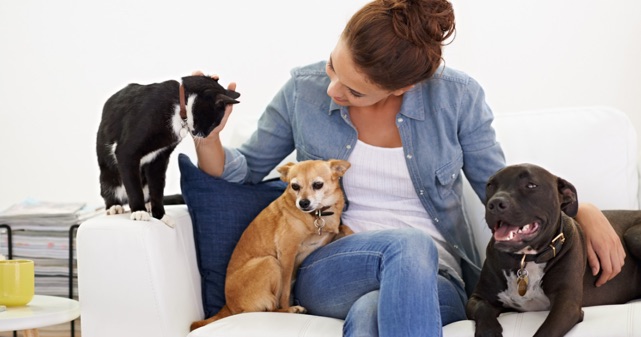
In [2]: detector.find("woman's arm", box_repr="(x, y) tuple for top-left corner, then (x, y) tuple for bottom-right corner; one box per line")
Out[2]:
(575, 202), (626, 287)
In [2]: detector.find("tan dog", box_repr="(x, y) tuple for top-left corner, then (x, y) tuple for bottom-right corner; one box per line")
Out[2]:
(190, 159), (352, 330)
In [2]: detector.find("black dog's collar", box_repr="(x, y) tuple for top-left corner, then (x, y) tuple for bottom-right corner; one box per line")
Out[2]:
(513, 220), (566, 264)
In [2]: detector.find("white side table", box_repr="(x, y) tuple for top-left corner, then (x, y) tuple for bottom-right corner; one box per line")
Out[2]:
(0, 295), (80, 336)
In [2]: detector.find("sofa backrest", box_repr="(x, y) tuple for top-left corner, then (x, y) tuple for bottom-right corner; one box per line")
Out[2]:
(463, 106), (640, 261)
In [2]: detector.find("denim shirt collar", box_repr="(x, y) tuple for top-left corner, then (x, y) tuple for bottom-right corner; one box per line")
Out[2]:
(399, 84), (425, 121)
(327, 82), (426, 121)
(328, 100), (342, 115)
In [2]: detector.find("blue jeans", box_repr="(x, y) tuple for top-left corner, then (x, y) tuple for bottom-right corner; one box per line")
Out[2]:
(293, 228), (467, 337)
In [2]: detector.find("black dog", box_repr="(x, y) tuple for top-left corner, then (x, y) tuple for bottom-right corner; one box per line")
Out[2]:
(467, 163), (641, 337)
(96, 75), (239, 227)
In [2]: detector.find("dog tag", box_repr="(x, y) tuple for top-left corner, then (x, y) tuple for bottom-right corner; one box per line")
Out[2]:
(517, 269), (529, 296)
(314, 217), (325, 236)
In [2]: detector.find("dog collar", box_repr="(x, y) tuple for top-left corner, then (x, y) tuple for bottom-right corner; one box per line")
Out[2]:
(313, 206), (334, 217)
(312, 206), (334, 236)
(179, 84), (187, 121)
(515, 220), (566, 264)
(513, 221), (566, 296)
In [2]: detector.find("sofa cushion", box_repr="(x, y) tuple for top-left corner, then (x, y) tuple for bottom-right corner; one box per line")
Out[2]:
(178, 153), (286, 318)
(186, 312), (344, 337)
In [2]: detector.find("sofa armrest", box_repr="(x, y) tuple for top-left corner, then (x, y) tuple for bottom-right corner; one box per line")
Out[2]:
(77, 205), (202, 337)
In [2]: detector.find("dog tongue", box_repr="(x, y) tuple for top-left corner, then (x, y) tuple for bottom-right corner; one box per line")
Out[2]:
(493, 222), (539, 242)
(494, 223), (521, 241)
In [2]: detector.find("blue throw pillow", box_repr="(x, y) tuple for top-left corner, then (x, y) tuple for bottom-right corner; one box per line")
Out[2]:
(178, 153), (286, 318)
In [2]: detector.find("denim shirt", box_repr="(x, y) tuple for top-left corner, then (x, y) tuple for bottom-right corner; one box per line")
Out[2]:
(220, 61), (506, 293)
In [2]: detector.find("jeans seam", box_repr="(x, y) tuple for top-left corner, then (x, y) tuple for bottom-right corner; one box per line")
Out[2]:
(298, 251), (383, 271)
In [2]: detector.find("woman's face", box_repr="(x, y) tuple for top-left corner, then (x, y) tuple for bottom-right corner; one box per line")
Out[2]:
(325, 39), (393, 107)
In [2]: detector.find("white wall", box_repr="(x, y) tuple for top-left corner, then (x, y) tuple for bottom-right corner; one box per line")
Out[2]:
(0, 0), (639, 210)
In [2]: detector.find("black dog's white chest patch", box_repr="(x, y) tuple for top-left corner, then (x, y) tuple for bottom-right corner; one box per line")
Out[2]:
(498, 262), (550, 311)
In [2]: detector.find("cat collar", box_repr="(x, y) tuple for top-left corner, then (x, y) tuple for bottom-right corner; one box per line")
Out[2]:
(179, 84), (187, 121)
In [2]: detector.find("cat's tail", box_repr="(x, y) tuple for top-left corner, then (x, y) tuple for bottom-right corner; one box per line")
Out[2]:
(162, 194), (185, 205)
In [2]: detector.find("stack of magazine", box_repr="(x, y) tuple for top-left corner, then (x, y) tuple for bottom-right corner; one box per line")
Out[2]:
(0, 198), (103, 295)
(0, 198), (103, 337)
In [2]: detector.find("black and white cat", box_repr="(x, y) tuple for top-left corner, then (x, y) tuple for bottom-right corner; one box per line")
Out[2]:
(96, 75), (240, 227)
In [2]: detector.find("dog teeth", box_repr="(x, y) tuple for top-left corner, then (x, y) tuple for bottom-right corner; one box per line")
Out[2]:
(517, 224), (530, 234)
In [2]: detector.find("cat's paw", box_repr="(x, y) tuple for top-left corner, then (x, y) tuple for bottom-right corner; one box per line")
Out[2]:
(130, 211), (151, 221)
(160, 214), (175, 228)
(106, 205), (124, 215)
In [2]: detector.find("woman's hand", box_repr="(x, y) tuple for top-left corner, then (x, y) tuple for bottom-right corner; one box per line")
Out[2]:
(575, 203), (626, 287)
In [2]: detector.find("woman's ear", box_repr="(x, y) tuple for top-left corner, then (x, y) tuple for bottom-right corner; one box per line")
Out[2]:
(391, 85), (414, 96)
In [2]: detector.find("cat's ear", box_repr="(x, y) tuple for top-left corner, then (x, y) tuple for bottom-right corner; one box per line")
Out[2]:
(215, 93), (240, 106)
(226, 89), (241, 99)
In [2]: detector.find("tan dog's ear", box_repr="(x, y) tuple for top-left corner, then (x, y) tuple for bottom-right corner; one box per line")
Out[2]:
(328, 160), (351, 179)
(277, 162), (297, 182)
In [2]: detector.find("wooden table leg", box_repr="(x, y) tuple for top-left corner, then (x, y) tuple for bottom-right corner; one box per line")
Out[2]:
(22, 329), (40, 337)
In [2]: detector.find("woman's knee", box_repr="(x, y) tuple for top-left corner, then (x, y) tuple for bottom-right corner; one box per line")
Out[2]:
(382, 228), (438, 269)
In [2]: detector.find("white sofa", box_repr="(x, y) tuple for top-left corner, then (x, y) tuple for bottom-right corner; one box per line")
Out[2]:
(77, 106), (640, 337)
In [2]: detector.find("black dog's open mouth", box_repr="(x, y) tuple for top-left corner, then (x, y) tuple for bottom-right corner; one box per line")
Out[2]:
(493, 221), (540, 242)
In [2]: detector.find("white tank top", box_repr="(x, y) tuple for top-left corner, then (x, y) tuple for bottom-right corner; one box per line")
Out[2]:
(342, 140), (462, 278)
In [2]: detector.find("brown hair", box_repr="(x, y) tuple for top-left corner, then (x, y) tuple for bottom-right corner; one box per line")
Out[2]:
(341, 0), (455, 91)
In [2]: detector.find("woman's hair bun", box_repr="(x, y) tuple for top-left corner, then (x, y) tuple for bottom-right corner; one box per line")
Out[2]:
(383, 0), (455, 47)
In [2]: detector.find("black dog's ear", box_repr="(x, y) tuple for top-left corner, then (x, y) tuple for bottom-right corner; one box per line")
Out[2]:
(558, 177), (578, 217)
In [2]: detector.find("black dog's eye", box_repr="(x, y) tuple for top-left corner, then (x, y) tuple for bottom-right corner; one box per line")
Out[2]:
(486, 181), (495, 192)
(312, 182), (324, 190)
(291, 183), (300, 191)
(527, 182), (538, 189)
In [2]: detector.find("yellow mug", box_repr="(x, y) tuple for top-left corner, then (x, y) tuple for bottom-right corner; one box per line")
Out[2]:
(0, 259), (35, 306)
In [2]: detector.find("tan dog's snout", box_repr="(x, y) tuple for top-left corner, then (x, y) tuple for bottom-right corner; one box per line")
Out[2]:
(289, 177), (327, 212)
(298, 198), (312, 211)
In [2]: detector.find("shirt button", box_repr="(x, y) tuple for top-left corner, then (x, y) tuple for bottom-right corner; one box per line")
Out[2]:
(434, 218), (439, 223)
(397, 118), (404, 123)
(451, 173), (457, 179)
(342, 114), (347, 119)
(346, 144), (352, 149)
(419, 190), (424, 195)
(406, 154), (412, 159)
(453, 245), (459, 249)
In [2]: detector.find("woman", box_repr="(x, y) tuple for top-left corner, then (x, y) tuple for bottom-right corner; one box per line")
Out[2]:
(195, 0), (624, 335)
